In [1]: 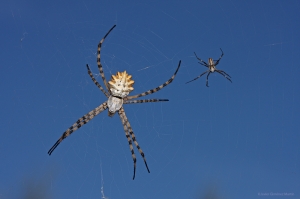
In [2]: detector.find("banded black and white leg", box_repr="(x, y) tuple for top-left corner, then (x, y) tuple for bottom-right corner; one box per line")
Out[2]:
(48, 102), (108, 155)
(206, 71), (211, 87)
(118, 107), (150, 179)
(215, 70), (232, 83)
(186, 70), (208, 84)
(124, 99), (169, 104)
(86, 64), (110, 97)
(97, 25), (116, 92)
(125, 60), (181, 100)
(214, 48), (224, 66)
(194, 52), (209, 67)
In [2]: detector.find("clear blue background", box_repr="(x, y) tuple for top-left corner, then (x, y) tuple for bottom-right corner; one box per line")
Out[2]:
(1, 0), (299, 198)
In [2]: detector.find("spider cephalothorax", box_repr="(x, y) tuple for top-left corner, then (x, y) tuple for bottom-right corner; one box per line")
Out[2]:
(48, 24), (182, 180)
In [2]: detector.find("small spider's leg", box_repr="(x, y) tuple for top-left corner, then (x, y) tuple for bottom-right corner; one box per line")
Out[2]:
(197, 62), (209, 68)
(185, 71), (208, 84)
(206, 71), (211, 87)
(119, 107), (150, 179)
(97, 25), (116, 92)
(86, 64), (109, 98)
(216, 70), (232, 83)
(217, 69), (231, 78)
(124, 99), (169, 104)
(194, 52), (209, 67)
(126, 60), (181, 100)
(220, 48), (224, 55)
(48, 102), (108, 155)
(214, 48), (224, 66)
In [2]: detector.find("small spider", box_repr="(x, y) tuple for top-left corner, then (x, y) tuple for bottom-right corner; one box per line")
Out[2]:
(48, 25), (181, 180)
(186, 48), (232, 87)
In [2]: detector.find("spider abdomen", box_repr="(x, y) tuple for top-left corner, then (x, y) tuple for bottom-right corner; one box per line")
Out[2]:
(108, 71), (134, 98)
(107, 96), (123, 116)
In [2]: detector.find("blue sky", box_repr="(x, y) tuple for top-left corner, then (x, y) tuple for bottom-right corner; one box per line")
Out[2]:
(1, 0), (299, 198)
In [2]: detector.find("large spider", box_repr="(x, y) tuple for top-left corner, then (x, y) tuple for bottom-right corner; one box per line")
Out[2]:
(48, 25), (181, 180)
(186, 48), (231, 87)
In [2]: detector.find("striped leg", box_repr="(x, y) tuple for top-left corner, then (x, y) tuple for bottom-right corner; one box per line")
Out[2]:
(124, 99), (169, 104)
(126, 60), (181, 100)
(194, 52), (209, 67)
(214, 48), (224, 66)
(186, 70), (208, 84)
(48, 102), (108, 155)
(206, 71), (211, 87)
(217, 69), (231, 78)
(118, 107), (150, 180)
(86, 64), (109, 97)
(118, 109), (137, 179)
(97, 25), (116, 92)
(216, 70), (232, 83)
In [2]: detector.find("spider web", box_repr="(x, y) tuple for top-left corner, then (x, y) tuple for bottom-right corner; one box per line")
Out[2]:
(1, 0), (300, 199)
